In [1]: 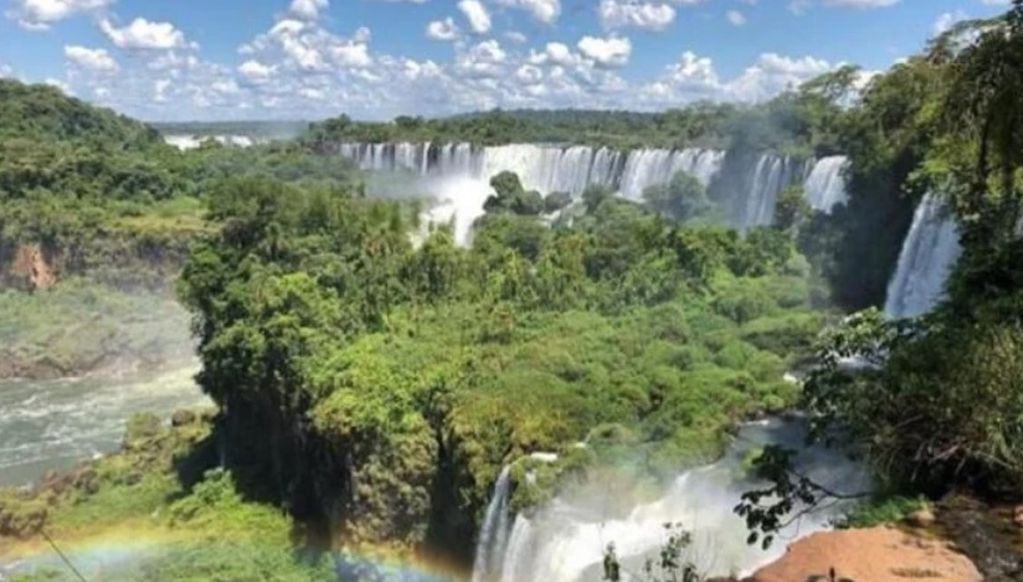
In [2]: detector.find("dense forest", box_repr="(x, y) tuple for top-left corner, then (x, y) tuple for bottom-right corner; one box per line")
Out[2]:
(1, 2), (1022, 580)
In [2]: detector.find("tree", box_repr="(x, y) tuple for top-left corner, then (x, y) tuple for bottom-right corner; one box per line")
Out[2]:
(642, 172), (710, 222)
(941, 0), (1023, 244)
(774, 186), (811, 233)
(484, 171), (544, 216)
(544, 191), (573, 213)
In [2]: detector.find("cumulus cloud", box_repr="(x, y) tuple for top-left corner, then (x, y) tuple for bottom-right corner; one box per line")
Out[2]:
(577, 35), (632, 68)
(426, 17), (460, 41)
(100, 18), (190, 50)
(456, 39), (507, 78)
(495, 0), (561, 24)
(823, 0), (898, 6)
(726, 10), (746, 26)
(934, 10), (967, 36)
(458, 0), (492, 34)
(238, 60), (274, 82)
(290, 0), (328, 20)
(599, 0), (675, 31)
(64, 45), (118, 72)
(7, 0), (112, 30)
(729, 53), (832, 100)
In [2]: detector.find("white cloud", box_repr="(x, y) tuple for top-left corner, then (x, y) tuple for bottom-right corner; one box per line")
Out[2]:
(505, 31), (528, 43)
(299, 87), (326, 100)
(0, 64), (13, 78)
(64, 45), (118, 72)
(495, 0), (561, 24)
(515, 64), (544, 84)
(456, 39), (507, 78)
(791, 0), (898, 12)
(823, 0), (898, 6)
(44, 77), (72, 94)
(332, 41), (374, 68)
(290, 0), (328, 20)
(934, 10), (967, 36)
(458, 0), (492, 34)
(728, 53), (832, 100)
(577, 35), (632, 68)
(238, 59), (274, 82)
(100, 18), (190, 50)
(153, 79), (171, 102)
(7, 0), (112, 30)
(426, 17), (460, 41)
(599, 0), (675, 31)
(726, 9), (746, 26)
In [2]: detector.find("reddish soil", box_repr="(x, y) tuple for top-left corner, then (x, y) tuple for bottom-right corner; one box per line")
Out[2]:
(747, 526), (981, 582)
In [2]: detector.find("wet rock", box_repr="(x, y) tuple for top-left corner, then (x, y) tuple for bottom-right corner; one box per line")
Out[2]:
(171, 409), (198, 427)
(936, 494), (1023, 581)
(906, 506), (936, 527)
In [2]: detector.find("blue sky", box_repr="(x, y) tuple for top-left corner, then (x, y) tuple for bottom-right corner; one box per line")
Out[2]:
(0, 0), (1012, 121)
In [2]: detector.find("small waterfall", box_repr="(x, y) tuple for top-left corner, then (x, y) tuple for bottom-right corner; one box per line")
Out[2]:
(484, 418), (869, 582)
(736, 154), (809, 231)
(803, 156), (849, 213)
(884, 192), (963, 318)
(472, 466), (514, 582)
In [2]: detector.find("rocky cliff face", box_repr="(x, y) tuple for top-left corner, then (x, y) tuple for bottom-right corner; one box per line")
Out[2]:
(3, 243), (57, 292)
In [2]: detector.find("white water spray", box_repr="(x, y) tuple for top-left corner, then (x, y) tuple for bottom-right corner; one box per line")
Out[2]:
(474, 418), (869, 582)
(884, 192), (963, 319)
(803, 156), (849, 213)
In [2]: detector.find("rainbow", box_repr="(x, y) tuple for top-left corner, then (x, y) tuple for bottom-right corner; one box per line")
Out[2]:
(1, 530), (471, 581)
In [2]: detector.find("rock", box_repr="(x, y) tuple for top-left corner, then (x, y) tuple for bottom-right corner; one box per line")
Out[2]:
(171, 409), (198, 427)
(10, 243), (57, 292)
(906, 506), (936, 527)
(747, 526), (982, 582)
(1012, 505), (1023, 528)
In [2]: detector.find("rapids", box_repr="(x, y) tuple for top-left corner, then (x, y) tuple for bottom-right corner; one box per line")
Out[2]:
(0, 361), (206, 487)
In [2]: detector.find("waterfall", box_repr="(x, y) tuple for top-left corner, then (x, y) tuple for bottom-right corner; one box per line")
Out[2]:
(480, 145), (618, 195)
(335, 142), (723, 199)
(335, 142), (827, 241)
(617, 149), (725, 201)
(472, 466), (514, 582)
(480, 418), (869, 582)
(734, 154), (809, 231)
(884, 192), (963, 319)
(803, 156), (849, 213)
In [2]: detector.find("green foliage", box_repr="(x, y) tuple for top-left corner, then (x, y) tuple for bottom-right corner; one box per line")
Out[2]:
(642, 171), (710, 222)
(842, 495), (928, 528)
(0, 279), (191, 378)
(484, 171), (544, 216)
(304, 106), (742, 150)
(774, 185), (811, 233)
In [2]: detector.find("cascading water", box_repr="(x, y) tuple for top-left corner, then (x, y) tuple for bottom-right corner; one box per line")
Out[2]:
(476, 417), (869, 582)
(472, 466), (514, 582)
(617, 149), (725, 201)
(736, 155), (808, 231)
(803, 156), (849, 213)
(884, 192), (963, 319)
(336, 142), (823, 242)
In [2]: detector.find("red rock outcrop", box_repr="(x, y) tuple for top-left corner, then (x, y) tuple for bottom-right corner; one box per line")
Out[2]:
(10, 243), (56, 291)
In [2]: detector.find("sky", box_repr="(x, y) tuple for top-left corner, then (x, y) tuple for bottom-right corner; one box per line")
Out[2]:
(0, 0), (1013, 122)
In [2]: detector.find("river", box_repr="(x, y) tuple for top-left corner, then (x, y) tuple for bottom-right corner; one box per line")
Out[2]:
(0, 360), (207, 488)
